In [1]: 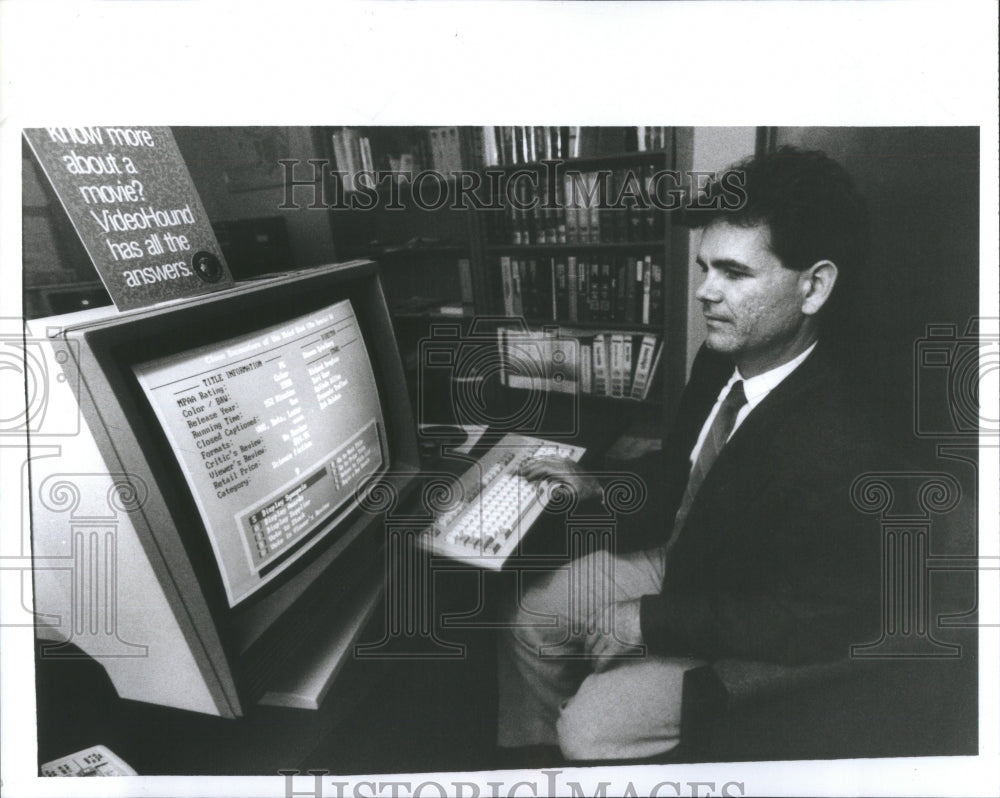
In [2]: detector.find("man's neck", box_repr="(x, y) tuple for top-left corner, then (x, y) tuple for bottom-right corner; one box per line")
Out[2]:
(736, 332), (819, 379)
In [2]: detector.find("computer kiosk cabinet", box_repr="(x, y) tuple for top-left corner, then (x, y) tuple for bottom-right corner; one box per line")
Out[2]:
(28, 260), (420, 718)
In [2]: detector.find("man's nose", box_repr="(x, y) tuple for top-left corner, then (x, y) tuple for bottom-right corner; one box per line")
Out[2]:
(694, 270), (721, 303)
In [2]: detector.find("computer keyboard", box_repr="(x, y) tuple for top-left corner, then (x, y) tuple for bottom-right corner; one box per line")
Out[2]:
(417, 433), (585, 568)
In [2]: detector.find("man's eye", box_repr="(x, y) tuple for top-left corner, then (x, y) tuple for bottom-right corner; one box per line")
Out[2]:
(724, 269), (746, 279)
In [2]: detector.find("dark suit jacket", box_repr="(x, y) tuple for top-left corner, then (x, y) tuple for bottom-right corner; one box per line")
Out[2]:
(631, 343), (888, 665)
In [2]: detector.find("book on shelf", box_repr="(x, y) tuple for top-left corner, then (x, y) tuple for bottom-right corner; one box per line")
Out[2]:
(541, 259), (555, 319)
(548, 258), (558, 320)
(574, 257), (587, 322)
(600, 171), (617, 246)
(566, 256), (579, 322)
(597, 261), (612, 320)
(624, 256), (640, 323)
(641, 338), (663, 400)
(569, 174), (584, 243)
(620, 168), (638, 243)
(630, 334), (659, 399)
(500, 257), (525, 318)
(532, 127), (542, 163)
(568, 126), (581, 159)
(636, 126), (669, 152)
(524, 259), (542, 318)
(532, 175), (545, 244)
(331, 128), (374, 192)
(563, 172), (579, 243)
(625, 169), (645, 242)
(609, 333), (625, 398)
(588, 174), (601, 243)
(555, 176), (567, 243)
(500, 256), (514, 316)
(517, 127), (530, 163)
(641, 255), (652, 325)
(428, 127), (464, 175)
(482, 126), (500, 167)
(623, 334), (634, 394)
(648, 258), (663, 325)
(586, 261), (600, 322)
(592, 333), (609, 396)
(542, 170), (559, 244)
(497, 128), (511, 166)
(614, 259), (628, 321)
(643, 164), (661, 240)
(554, 258), (569, 320)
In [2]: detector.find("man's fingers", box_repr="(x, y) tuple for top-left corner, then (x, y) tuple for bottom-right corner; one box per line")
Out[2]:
(517, 460), (546, 479)
(518, 456), (569, 481)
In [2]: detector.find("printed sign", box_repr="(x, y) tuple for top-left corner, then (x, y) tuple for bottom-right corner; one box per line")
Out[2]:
(23, 126), (233, 310)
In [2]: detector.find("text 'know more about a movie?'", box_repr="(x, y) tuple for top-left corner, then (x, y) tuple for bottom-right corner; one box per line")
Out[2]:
(23, 126), (232, 310)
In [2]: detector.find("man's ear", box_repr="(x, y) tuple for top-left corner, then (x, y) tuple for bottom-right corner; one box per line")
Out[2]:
(800, 260), (838, 316)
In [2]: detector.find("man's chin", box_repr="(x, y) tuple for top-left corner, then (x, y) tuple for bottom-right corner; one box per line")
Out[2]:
(703, 332), (736, 353)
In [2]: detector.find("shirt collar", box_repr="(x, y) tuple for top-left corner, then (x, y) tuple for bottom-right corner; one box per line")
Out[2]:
(730, 340), (818, 409)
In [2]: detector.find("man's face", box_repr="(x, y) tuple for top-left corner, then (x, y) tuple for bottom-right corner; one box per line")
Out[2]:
(694, 220), (811, 375)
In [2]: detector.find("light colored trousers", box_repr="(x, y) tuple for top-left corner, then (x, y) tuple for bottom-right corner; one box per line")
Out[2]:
(497, 546), (703, 760)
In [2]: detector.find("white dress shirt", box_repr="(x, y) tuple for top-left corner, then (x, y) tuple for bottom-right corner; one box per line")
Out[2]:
(688, 341), (818, 468)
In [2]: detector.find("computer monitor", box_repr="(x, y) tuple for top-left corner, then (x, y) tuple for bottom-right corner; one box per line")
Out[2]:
(133, 295), (388, 607)
(28, 260), (419, 717)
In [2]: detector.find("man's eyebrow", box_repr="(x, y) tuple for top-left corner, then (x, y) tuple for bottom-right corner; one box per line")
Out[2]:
(696, 256), (752, 271)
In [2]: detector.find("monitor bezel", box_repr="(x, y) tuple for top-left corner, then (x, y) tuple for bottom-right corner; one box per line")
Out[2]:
(55, 261), (419, 708)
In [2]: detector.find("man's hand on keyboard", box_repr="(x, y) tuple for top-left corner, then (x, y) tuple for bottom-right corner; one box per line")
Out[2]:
(518, 455), (602, 503)
(584, 598), (645, 672)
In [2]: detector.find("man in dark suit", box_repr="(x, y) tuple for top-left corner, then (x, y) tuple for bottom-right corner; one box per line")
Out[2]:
(497, 147), (887, 761)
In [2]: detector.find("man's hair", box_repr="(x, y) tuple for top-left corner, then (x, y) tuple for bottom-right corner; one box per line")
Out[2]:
(684, 146), (870, 311)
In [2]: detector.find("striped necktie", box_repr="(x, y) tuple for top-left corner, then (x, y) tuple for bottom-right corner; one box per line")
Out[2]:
(667, 380), (747, 548)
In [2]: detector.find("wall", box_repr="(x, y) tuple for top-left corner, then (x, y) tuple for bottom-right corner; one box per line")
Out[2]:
(775, 127), (979, 454)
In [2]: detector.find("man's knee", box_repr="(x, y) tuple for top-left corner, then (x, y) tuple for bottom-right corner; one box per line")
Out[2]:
(556, 695), (680, 762)
(555, 695), (612, 761)
(554, 659), (690, 761)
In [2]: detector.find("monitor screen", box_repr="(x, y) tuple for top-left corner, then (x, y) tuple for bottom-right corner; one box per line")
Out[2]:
(133, 298), (388, 607)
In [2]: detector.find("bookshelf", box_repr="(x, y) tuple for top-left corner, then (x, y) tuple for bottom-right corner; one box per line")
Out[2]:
(316, 126), (693, 432)
(475, 129), (691, 424)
